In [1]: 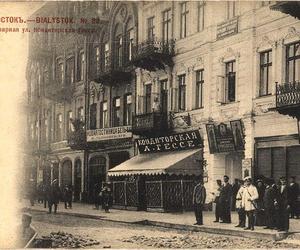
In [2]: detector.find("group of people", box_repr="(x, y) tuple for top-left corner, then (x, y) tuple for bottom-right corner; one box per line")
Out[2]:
(193, 175), (299, 232)
(93, 183), (112, 213)
(27, 180), (73, 213)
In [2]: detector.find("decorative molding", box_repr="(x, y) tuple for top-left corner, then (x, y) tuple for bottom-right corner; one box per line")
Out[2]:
(256, 35), (277, 52)
(219, 47), (240, 64)
(284, 26), (300, 41)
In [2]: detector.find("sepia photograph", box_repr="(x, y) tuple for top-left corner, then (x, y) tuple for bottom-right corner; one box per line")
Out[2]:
(1, 0), (300, 249)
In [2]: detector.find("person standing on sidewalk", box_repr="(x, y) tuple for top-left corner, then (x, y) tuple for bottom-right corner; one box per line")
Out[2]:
(263, 178), (277, 229)
(47, 179), (61, 214)
(276, 177), (289, 232)
(193, 178), (206, 225)
(232, 178), (240, 211)
(219, 175), (232, 223)
(242, 176), (259, 231)
(235, 179), (246, 228)
(213, 179), (223, 223)
(287, 176), (299, 219)
(101, 183), (111, 213)
(255, 179), (266, 226)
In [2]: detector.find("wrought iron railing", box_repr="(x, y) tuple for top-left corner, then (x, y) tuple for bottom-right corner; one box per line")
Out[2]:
(67, 130), (86, 150)
(132, 111), (168, 134)
(276, 81), (300, 108)
(132, 38), (175, 60)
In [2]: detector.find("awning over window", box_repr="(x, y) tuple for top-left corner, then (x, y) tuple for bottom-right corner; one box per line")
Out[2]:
(108, 149), (202, 177)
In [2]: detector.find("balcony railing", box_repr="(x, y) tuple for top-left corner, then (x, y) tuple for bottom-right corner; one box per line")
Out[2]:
(44, 81), (75, 103)
(131, 38), (175, 71)
(132, 112), (169, 135)
(275, 81), (300, 118)
(95, 53), (132, 85)
(67, 130), (87, 150)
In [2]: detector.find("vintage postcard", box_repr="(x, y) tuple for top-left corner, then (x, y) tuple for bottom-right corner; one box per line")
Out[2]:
(0, 0), (300, 249)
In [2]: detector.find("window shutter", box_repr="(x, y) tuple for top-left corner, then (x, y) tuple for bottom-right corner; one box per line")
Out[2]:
(217, 75), (225, 104)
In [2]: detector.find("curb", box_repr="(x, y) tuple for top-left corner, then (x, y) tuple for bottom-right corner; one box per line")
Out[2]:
(25, 208), (289, 241)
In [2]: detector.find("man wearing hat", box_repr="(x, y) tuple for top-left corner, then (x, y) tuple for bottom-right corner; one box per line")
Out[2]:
(219, 175), (232, 223)
(235, 179), (246, 228)
(263, 178), (277, 229)
(242, 176), (259, 230)
(276, 177), (289, 232)
(288, 176), (299, 219)
(193, 178), (206, 225)
(47, 179), (61, 214)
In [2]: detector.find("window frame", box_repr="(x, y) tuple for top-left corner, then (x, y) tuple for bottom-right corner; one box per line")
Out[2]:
(147, 16), (155, 40)
(124, 93), (132, 126)
(225, 60), (236, 103)
(259, 50), (272, 97)
(180, 2), (189, 39)
(197, 1), (205, 32)
(178, 74), (186, 111)
(162, 8), (172, 42)
(89, 103), (97, 130)
(286, 41), (300, 83)
(195, 69), (204, 108)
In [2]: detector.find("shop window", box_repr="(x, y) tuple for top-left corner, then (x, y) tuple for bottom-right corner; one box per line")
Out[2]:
(124, 94), (132, 126)
(66, 57), (75, 85)
(90, 104), (97, 129)
(259, 50), (272, 96)
(225, 61), (236, 103)
(147, 16), (155, 40)
(195, 69), (204, 108)
(197, 1), (205, 32)
(113, 97), (121, 127)
(180, 2), (189, 39)
(56, 113), (63, 141)
(162, 9), (172, 42)
(226, 1), (236, 19)
(144, 84), (152, 114)
(286, 41), (300, 83)
(77, 107), (84, 122)
(178, 74), (186, 111)
(100, 101), (108, 128)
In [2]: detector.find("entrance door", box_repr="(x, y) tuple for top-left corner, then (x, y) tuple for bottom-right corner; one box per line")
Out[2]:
(61, 160), (72, 187)
(137, 176), (147, 211)
(160, 80), (168, 114)
(89, 156), (106, 201)
(74, 159), (82, 201)
(52, 163), (59, 182)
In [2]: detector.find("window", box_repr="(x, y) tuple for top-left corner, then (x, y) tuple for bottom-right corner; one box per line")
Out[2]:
(125, 28), (134, 62)
(100, 101), (108, 128)
(178, 74), (186, 111)
(195, 70), (204, 108)
(145, 84), (152, 113)
(66, 111), (73, 135)
(113, 97), (121, 127)
(89, 104), (97, 129)
(78, 52), (85, 81)
(226, 1), (236, 19)
(77, 107), (84, 121)
(116, 35), (122, 68)
(286, 41), (300, 83)
(160, 79), (168, 113)
(197, 1), (205, 32)
(95, 46), (100, 74)
(66, 57), (75, 85)
(259, 50), (272, 96)
(124, 94), (132, 126)
(147, 16), (155, 40)
(180, 2), (189, 38)
(56, 114), (63, 141)
(162, 9), (172, 42)
(225, 61), (236, 102)
(104, 42), (109, 70)
(45, 118), (49, 142)
(56, 61), (64, 85)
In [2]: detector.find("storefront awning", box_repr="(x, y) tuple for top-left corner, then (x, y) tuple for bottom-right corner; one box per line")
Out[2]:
(108, 149), (202, 177)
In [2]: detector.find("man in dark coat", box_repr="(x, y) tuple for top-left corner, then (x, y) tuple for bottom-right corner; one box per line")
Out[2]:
(263, 178), (277, 229)
(231, 178), (240, 211)
(219, 175), (232, 223)
(288, 176), (299, 219)
(193, 178), (206, 225)
(276, 177), (289, 232)
(213, 179), (223, 222)
(47, 179), (61, 214)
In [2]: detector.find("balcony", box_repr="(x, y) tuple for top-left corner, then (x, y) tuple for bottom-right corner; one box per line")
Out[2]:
(275, 81), (300, 118)
(270, 1), (300, 19)
(132, 112), (169, 136)
(67, 130), (87, 150)
(131, 38), (175, 71)
(44, 82), (75, 103)
(94, 54), (132, 85)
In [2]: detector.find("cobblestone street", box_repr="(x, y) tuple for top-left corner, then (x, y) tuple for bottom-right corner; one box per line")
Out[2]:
(31, 211), (299, 249)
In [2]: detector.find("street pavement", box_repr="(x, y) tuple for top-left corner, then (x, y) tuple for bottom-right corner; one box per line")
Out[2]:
(21, 200), (300, 241)
(30, 210), (300, 249)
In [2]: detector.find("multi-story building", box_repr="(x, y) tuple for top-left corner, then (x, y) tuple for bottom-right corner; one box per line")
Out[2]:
(25, 1), (138, 201)
(26, 1), (300, 211)
(108, 1), (300, 211)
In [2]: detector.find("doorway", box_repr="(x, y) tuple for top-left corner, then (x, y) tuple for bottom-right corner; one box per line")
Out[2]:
(74, 159), (82, 201)
(137, 176), (147, 211)
(61, 160), (72, 187)
(89, 156), (106, 201)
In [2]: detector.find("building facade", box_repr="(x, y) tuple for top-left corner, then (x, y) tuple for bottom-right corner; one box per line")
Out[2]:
(26, 1), (300, 209)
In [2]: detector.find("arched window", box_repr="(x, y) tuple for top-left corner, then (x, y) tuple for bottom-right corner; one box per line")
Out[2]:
(125, 18), (134, 63)
(114, 24), (123, 68)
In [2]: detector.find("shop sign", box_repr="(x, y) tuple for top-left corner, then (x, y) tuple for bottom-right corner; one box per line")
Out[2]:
(136, 130), (203, 154)
(217, 17), (238, 40)
(86, 126), (132, 142)
(206, 120), (244, 154)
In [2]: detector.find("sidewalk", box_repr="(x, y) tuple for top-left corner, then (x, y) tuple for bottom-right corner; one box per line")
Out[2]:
(22, 201), (300, 241)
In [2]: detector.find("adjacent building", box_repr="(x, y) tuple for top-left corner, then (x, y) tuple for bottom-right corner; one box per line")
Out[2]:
(25, 1), (300, 210)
